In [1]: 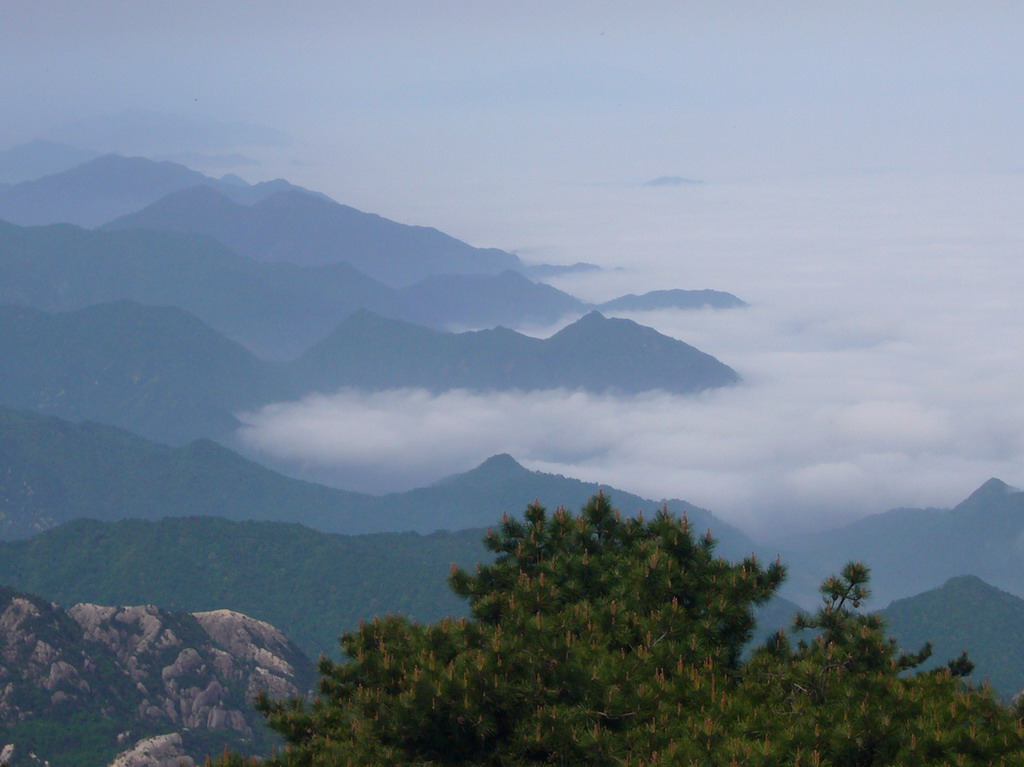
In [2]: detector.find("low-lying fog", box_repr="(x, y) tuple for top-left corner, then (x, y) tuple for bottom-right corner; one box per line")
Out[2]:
(8, 2), (1023, 538)
(239, 171), (1024, 538)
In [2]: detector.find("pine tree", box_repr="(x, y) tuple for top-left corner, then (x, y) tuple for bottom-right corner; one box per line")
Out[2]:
(219, 494), (1024, 766)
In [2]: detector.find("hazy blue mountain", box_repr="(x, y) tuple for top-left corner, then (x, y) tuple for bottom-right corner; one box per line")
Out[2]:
(0, 154), (219, 226)
(0, 405), (376, 539)
(776, 478), (1024, 608)
(883, 575), (1024, 698)
(103, 185), (524, 286)
(540, 310), (738, 390)
(0, 403), (752, 555)
(0, 221), (593, 357)
(0, 218), (412, 358)
(0, 154), (312, 227)
(396, 269), (586, 325)
(0, 302), (739, 447)
(365, 452), (756, 557)
(0, 138), (99, 183)
(0, 302), (287, 443)
(298, 309), (738, 395)
(596, 288), (746, 311)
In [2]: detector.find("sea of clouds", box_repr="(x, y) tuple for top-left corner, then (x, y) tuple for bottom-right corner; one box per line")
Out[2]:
(238, 171), (1024, 538)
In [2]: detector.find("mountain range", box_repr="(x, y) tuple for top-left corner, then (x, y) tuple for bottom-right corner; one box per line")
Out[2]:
(0, 404), (749, 547)
(774, 478), (1024, 607)
(2, 218), (727, 360)
(101, 184), (523, 286)
(5, 138), (1012, 763)
(0, 302), (738, 445)
(9, 500), (1024, 702)
(0, 152), (744, 321)
(295, 308), (738, 394)
(7, 396), (1024, 619)
(0, 154), (315, 228)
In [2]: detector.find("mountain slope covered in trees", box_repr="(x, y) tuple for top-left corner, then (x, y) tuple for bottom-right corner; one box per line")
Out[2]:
(882, 575), (1024, 697)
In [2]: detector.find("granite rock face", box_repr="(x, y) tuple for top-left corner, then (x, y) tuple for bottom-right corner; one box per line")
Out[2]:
(0, 587), (315, 767)
(106, 733), (194, 767)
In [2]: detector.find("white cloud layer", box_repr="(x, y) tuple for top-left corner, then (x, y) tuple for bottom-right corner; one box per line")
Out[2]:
(238, 171), (1024, 539)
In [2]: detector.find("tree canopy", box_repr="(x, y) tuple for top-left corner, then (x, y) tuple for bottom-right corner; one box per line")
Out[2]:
(220, 494), (1024, 766)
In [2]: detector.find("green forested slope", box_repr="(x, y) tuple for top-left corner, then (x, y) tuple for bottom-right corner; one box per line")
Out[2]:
(0, 517), (486, 659)
(883, 575), (1024, 698)
(0, 515), (797, 666)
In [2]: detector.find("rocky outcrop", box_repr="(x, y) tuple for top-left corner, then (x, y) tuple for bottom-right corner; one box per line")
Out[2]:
(106, 733), (193, 767)
(0, 587), (315, 767)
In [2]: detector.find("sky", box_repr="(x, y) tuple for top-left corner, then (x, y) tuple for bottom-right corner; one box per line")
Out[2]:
(4, 2), (1024, 536)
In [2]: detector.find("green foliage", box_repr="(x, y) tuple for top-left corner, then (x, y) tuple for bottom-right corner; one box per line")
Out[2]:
(0, 517), (484, 660)
(1, 709), (125, 767)
(883, 574), (1024, 697)
(739, 562), (1024, 765)
(220, 496), (1024, 766)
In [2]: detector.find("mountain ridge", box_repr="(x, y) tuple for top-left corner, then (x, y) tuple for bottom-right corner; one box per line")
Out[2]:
(0, 154), (313, 228)
(0, 302), (739, 446)
(103, 183), (524, 287)
(0, 404), (752, 553)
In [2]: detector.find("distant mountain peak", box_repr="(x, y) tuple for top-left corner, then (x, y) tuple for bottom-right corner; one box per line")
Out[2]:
(940, 574), (998, 590)
(431, 454), (531, 488)
(336, 307), (440, 334)
(477, 453), (525, 471)
(961, 478), (1015, 507)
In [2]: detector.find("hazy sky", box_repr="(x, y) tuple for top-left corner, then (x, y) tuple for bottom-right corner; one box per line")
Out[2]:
(5, 2), (1024, 535)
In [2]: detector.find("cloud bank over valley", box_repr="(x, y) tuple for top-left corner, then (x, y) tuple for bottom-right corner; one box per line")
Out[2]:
(238, 172), (1024, 537)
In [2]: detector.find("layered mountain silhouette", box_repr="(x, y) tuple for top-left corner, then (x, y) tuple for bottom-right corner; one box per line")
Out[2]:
(776, 478), (1024, 607)
(597, 288), (746, 311)
(0, 302), (738, 444)
(102, 184), (524, 286)
(0, 218), (585, 356)
(0, 302), (288, 443)
(0, 154), (315, 228)
(0, 220), (587, 356)
(0, 404), (751, 552)
(297, 308), (738, 394)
